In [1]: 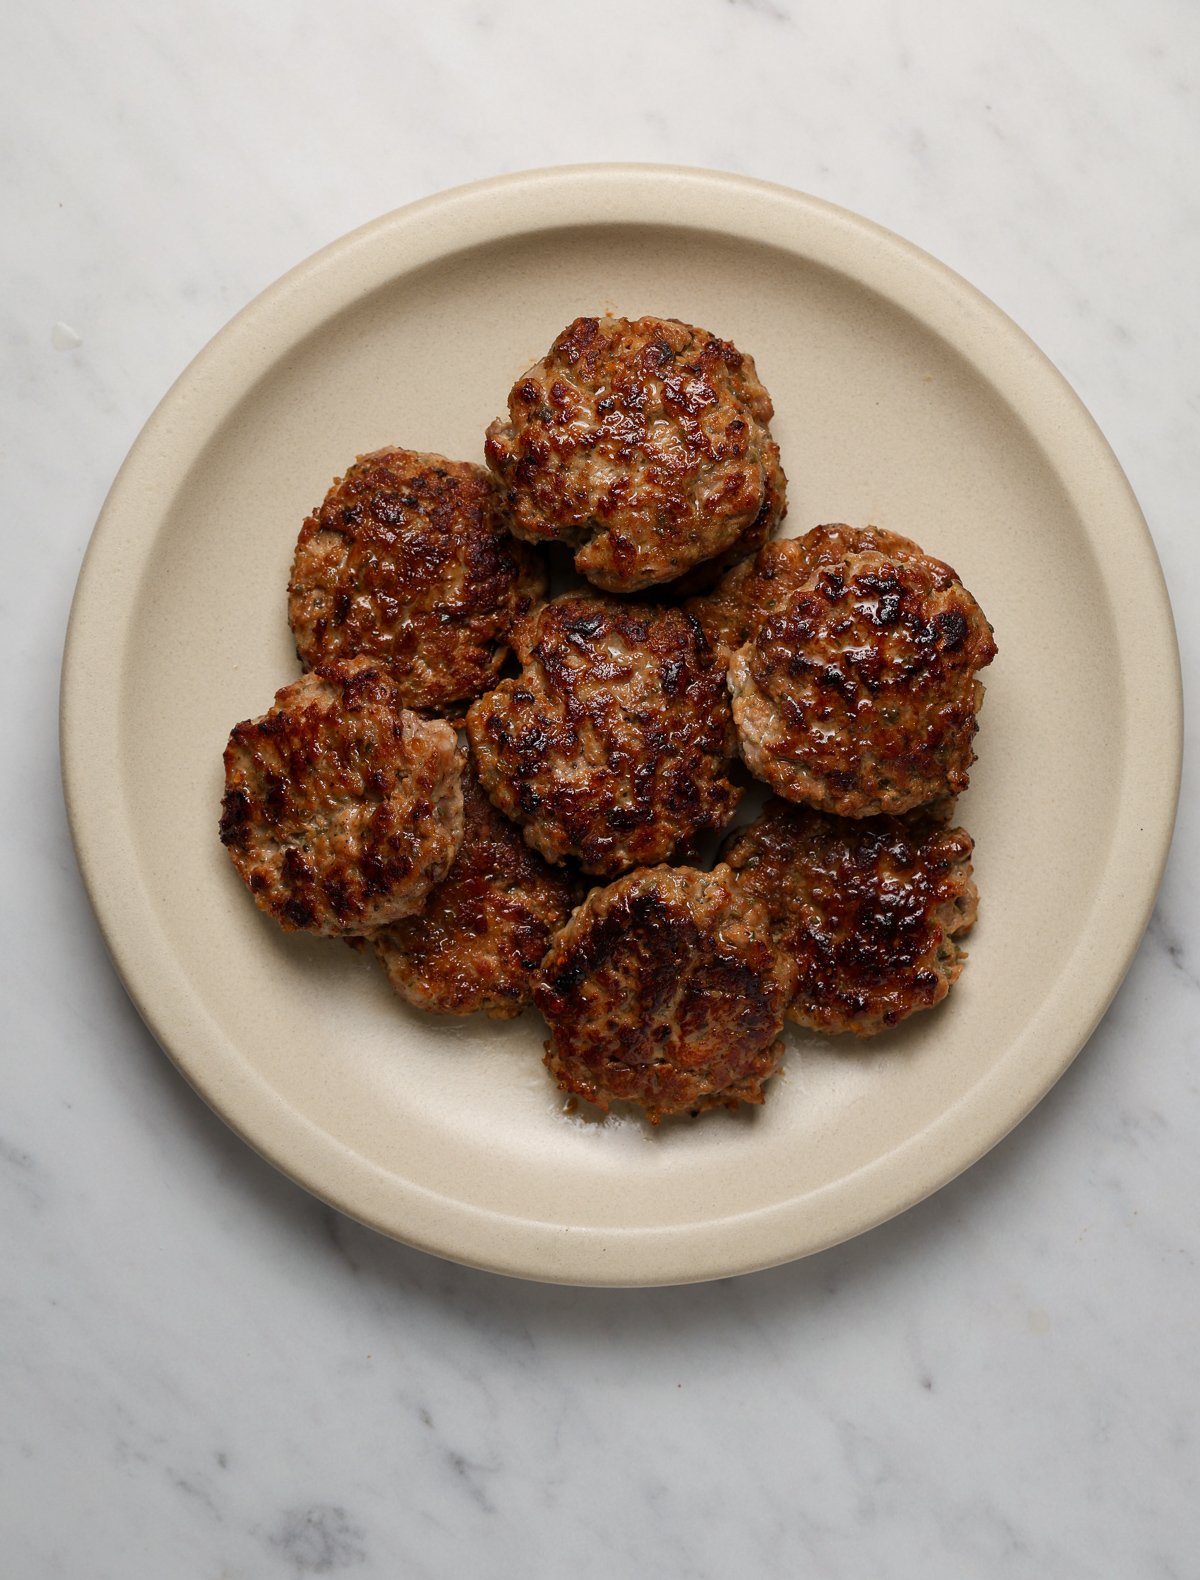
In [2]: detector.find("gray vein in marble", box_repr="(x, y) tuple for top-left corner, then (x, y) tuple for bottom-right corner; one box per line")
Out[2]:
(445, 1449), (500, 1514)
(723, 0), (790, 21)
(0, 1136), (48, 1211)
(266, 1507), (368, 1576)
(1147, 906), (1200, 990)
(167, 1466), (224, 1521)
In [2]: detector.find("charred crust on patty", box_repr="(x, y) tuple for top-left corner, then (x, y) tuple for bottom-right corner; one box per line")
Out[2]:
(466, 593), (742, 876)
(534, 864), (793, 1122)
(722, 527), (996, 816)
(722, 799), (979, 1036)
(655, 463), (788, 599)
(219, 656), (464, 936)
(688, 523), (928, 666)
(288, 448), (545, 712)
(485, 315), (787, 593)
(372, 762), (574, 1018)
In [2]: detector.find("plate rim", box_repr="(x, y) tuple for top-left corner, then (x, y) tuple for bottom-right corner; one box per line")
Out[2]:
(60, 163), (1183, 1286)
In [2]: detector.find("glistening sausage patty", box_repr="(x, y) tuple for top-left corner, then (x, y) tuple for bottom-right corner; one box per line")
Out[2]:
(728, 535), (996, 815)
(534, 864), (793, 1122)
(219, 657), (463, 936)
(467, 594), (742, 876)
(485, 315), (787, 593)
(722, 800), (978, 1036)
(651, 463), (788, 599)
(372, 763), (574, 1018)
(288, 448), (545, 712)
(689, 524), (926, 666)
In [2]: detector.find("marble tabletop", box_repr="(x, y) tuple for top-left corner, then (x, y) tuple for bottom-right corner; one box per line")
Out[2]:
(5, 1), (1197, 1575)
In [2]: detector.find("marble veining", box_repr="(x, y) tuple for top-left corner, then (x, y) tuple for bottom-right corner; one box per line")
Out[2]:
(3, 1), (1197, 1576)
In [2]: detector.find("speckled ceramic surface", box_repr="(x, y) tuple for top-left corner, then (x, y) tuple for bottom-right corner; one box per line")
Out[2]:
(60, 166), (1181, 1286)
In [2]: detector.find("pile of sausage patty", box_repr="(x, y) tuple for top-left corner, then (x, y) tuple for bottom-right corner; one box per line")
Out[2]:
(220, 314), (996, 1124)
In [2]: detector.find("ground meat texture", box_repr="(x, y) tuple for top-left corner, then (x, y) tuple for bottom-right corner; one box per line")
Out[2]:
(534, 864), (792, 1122)
(288, 448), (545, 713)
(728, 543), (997, 816)
(372, 765), (574, 1018)
(466, 594), (742, 877)
(722, 800), (978, 1036)
(689, 523), (926, 667)
(657, 461), (788, 599)
(219, 658), (464, 936)
(485, 315), (787, 594)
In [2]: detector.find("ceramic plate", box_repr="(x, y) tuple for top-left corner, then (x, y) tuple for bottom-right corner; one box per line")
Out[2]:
(61, 166), (1181, 1286)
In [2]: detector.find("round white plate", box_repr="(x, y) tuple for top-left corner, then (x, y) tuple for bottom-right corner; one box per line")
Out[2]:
(61, 166), (1181, 1286)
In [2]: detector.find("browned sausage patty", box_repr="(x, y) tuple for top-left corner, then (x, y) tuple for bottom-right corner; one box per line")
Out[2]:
(485, 315), (787, 593)
(219, 658), (463, 935)
(534, 864), (792, 1122)
(466, 594), (742, 876)
(288, 448), (545, 712)
(690, 524), (926, 666)
(727, 535), (996, 816)
(654, 462), (788, 598)
(722, 800), (978, 1036)
(372, 763), (574, 1018)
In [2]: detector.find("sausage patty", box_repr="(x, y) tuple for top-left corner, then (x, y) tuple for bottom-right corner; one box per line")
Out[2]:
(534, 864), (792, 1122)
(727, 531), (996, 816)
(653, 462), (788, 599)
(288, 448), (545, 712)
(690, 524), (926, 666)
(219, 657), (464, 935)
(467, 593), (742, 876)
(372, 763), (574, 1018)
(722, 800), (978, 1036)
(485, 315), (787, 593)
